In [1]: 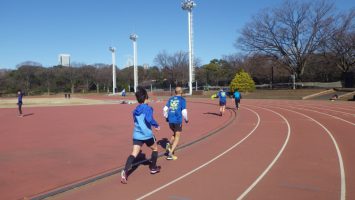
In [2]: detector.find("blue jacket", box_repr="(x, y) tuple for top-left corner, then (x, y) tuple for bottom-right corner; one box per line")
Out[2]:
(18, 93), (23, 104)
(234, 91), (241, 100)
(132, 104), (159, 140)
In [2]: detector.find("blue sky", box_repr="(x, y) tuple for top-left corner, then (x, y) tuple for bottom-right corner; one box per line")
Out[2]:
(0, 0), (353, 69)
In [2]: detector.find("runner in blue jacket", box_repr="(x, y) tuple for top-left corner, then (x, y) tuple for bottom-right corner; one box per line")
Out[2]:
(234, 89), (242, 110)
(121, 86), (160, 184)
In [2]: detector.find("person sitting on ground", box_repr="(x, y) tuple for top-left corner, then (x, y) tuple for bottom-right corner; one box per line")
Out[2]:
(330, 94), (338, 101)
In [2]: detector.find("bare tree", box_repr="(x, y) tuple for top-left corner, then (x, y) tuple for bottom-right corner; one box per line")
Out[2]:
(237, 0), (335, 79)
(92, 64), (111, 93)
(154, 51), (189, 85)
(323, 8), (355, 73)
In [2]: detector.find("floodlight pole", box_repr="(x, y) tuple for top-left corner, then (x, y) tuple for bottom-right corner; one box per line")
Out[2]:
(109, 47), (117, 95)
(130, 34), (138, 93)
(182, 0), (196, 95)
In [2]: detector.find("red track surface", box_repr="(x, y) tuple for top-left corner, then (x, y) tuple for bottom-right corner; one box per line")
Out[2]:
(0, 99), (354, 200)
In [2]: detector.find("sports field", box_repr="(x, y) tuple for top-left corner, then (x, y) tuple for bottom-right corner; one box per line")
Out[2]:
(0, 94), (354, 200)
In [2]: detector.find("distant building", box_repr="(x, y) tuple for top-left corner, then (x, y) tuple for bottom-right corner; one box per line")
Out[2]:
(143, 64), (149, 69)
(58, 54), (70, 66)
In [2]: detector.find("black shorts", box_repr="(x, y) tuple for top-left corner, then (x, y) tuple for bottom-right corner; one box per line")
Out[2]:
(133, 137), (156, 147)
(219, 101), (226, 106)
(169, 123), (182, 132)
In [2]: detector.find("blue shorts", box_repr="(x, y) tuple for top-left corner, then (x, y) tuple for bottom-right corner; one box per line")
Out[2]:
(219, 101), (226, 106)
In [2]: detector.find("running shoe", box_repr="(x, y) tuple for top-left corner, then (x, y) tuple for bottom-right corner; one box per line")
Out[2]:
(120, 170), (127, 184)
(150, 166), (161, 174)
(166, 154), (178, 160)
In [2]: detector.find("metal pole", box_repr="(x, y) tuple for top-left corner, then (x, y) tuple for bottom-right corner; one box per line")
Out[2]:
(188, 11), (193, 95)
(133, 40), (138, 93)
(112, 50), (116, 95)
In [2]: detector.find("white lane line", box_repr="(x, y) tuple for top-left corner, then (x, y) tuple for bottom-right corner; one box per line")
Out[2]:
(291, 104), (355, 116)
(290, 102), (355, 112)
(236, 106), (291, 200)
(136, 107), (261, 200)
(269, 105), (346, 200)
(282, 105), (355, 126)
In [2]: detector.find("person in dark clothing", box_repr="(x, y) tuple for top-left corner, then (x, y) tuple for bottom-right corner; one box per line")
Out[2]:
(17, 90), (24, 117)
(233, 89), (242, 110)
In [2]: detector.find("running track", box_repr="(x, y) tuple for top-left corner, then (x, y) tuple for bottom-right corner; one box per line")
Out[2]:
(1, 99), (354, 200)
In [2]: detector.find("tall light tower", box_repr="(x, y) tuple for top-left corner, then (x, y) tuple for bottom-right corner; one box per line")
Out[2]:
(182, 0), (196, 95)
(109, 47), (117, 95)
(130, 33), (138, 93)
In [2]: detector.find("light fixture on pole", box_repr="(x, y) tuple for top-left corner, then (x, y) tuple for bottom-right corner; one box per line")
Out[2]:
(182, 0), (196, 95)
(109, 47), (117, 95)
(130, 33), (138, 93)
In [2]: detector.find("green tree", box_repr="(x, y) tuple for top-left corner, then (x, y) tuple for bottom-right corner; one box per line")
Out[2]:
(230, 70), (255, 92)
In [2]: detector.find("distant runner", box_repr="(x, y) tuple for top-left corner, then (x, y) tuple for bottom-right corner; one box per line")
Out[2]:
(17, 90), (24, 117)
(216, 88), (227, 116)
(233, 89), (242, 110)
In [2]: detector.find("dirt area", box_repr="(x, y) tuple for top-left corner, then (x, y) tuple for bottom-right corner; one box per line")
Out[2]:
(242, 89), (328, 99)
(1, 89), (352, 108)
(0, 97), (112, 108)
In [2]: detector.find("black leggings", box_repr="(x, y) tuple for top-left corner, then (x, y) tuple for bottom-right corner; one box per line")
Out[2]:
(235, 99), (240, 108)
(18, 103), (22, 115)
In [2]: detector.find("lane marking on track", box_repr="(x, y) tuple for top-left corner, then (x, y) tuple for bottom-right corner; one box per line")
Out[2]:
(289, 104), (355, 116)
(266, 105), (346, 200)
(236, 106), (291, 200)
(279, 105), (355, 126)
(29, 101), (236, 200)
(136, 107), (261, 200)
(298, 103), (355, 112)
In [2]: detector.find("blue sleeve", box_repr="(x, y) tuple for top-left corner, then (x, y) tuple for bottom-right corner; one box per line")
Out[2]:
(145, 106), (159, 128)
